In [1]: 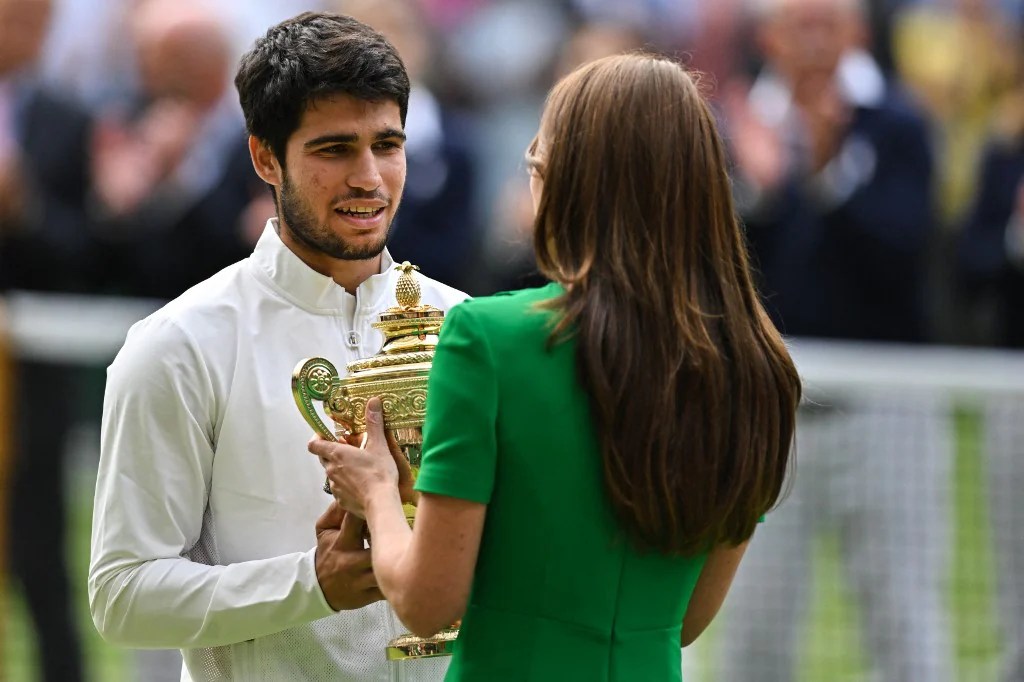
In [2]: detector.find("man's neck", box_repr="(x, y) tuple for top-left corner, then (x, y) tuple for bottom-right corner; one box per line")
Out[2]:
(330, 256), (382, 296)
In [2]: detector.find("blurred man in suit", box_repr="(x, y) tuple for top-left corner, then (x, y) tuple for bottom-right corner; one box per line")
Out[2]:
(0, 0), (93, 680)
(89, 0), (257, 300)
(716, 1), (950, 681)
(958, 90), (1024, 682)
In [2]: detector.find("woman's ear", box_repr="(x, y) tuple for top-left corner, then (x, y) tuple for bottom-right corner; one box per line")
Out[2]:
(249, 135), (283, 188)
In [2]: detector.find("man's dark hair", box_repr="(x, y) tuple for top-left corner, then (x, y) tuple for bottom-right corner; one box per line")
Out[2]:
(235, 12), (410, 165)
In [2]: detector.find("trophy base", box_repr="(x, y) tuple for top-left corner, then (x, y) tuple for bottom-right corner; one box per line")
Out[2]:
(385, 627), (459, 660)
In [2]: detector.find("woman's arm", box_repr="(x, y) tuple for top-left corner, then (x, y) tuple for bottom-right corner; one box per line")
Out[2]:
(311, 398), (486, 638)
(366, 489), (485, 637)
(681, 540), (750, 647)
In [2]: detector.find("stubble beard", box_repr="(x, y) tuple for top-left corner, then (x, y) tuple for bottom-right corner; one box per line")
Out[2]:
(278, 173), (392, 261)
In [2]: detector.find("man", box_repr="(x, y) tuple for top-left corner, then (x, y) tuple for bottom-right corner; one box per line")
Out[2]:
(0, 0), (94, 680)
(334, 0), (481, 294)
(89, 0), (257, 300)
(958, 104), (1024, 682)
(715, 1), (950, 681)
(88, 12), (466, 681)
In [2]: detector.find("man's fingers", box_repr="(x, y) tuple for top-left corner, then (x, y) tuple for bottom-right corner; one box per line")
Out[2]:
(338, 548), (373, 571)
(337, 509), (369, 550)
(315, 499), (344, 535)
(353, 569), (379, 592)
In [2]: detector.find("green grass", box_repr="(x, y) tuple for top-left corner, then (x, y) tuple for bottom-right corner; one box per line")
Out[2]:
(5, 409), (1008, 681)
(949, 408), (1002, 680)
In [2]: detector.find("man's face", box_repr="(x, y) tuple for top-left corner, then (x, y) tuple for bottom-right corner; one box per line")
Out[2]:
(761, 0), (858, 87)
(277, 94), (406, 262)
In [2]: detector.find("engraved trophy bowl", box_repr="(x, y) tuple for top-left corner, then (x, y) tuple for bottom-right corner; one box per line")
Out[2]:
(291, 262), (459, 661)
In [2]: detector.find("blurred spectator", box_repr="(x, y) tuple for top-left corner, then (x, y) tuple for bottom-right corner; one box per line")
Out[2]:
(685, 0), (750, 91)
(728, 5), (934, 342)
(958, 85), (1024, 682)
(443, 0), (569, 292)
(892, 0), (1021, 343)
(88, 0), (257, 300)
(893, 0), (1019, 225)
(0, 0), (92, 680)
(0, 0), (94, 295)
(958, 83), (1024, 348)
(417, 0), (488, 32)
(483, 19), (647, 293)
(717, 1), (951, 681)
(40, 0), (328, 109)
(335, 0), (481, 293)
(569, 0), (695, 47)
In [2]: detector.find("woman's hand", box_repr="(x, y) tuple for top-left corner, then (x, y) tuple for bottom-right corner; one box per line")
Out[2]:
(309, 397), (418, 516)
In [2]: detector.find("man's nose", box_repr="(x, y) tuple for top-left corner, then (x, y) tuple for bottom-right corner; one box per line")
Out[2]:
(346, 147), (382, 191)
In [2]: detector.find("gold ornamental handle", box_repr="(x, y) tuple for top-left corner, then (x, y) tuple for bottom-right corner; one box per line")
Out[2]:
(291, 357), (341, 442)
(292, 357), (348, 495)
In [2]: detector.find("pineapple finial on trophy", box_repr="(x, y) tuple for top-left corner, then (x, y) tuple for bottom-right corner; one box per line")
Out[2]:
(395, 261), (421, 309)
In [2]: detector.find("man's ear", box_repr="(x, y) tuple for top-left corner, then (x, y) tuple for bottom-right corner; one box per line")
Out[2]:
(249, 136), (283, 188)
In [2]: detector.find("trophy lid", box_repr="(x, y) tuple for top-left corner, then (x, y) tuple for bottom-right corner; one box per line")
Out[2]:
(346, 262), (445, 370)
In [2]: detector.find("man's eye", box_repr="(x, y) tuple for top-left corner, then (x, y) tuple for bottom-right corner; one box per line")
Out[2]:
(374, 141), (401, 151)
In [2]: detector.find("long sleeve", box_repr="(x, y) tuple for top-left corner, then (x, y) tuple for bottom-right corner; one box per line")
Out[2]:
(88, 315), (334, 649)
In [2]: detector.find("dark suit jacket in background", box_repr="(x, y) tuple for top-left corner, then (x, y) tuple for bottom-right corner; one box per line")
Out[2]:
(0, 84), (95, 294)
(958, 137), (1024, 348)
(741, 88), (935, 343)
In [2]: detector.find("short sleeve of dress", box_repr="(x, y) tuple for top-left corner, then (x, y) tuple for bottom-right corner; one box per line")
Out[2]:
(414, 303), (498, 504)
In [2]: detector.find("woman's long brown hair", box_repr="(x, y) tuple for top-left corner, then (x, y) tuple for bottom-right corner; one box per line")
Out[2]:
(531, 54), (801, 555)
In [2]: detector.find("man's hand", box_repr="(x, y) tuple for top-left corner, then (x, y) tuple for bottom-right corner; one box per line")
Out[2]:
(793, 77), (850, 173)
(314, 499), (383, 611)
(722, 81), (789, 193)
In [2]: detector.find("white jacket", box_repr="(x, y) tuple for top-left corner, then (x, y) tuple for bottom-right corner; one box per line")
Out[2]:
(89, 221), (468, 681)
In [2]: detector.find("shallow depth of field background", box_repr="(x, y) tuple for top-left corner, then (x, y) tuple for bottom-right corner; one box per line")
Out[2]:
(3, 0), (1024, 681)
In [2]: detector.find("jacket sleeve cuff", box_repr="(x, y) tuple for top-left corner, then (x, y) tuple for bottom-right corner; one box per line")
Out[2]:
(301, 547), (337, 617)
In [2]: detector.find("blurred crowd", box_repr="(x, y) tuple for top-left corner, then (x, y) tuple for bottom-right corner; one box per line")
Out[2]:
(1, 0), (1023, 345)
(2, 0), (1024, 680)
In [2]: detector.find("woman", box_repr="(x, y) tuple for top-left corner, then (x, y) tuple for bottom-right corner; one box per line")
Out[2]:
(310, 53), (801, 681)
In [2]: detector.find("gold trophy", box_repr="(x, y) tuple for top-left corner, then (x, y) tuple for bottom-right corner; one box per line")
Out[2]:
(291, 262), (459, 660)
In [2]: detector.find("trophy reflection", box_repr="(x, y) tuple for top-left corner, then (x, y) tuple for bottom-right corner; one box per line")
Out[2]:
(291, 262), (459, 660)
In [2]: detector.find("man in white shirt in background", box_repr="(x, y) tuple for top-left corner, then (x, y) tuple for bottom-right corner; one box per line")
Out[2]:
(88, 12), (466, 681)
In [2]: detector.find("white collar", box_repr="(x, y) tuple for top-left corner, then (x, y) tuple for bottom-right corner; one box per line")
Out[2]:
(748, 49), (886, 128)
(249, 218), (396, 315)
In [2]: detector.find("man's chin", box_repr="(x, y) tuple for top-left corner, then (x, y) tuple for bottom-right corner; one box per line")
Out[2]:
(328, 238), (388, 261)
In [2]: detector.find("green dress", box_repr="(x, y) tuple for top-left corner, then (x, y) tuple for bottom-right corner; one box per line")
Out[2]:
(415, 284), (708, 681)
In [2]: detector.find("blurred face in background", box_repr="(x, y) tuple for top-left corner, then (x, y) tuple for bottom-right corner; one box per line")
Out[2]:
(758, 0), (865, 91)
(132, 0), (230, 108)
(266, 94), (407, 264)
(555, 23), (645, 80)
(338, 0), (431, 82)
(0, 0), (52, 75)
